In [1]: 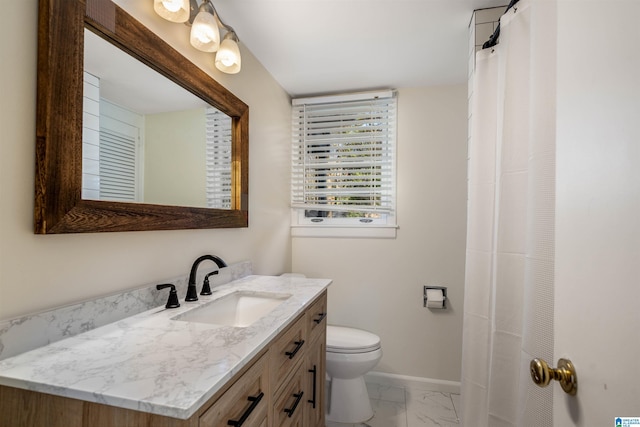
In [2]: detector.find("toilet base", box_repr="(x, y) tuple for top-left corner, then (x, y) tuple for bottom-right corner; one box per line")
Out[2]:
(326, 376), (373, 423)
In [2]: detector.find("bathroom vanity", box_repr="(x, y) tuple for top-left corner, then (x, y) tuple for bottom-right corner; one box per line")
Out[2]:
(0, 275), (329, 427)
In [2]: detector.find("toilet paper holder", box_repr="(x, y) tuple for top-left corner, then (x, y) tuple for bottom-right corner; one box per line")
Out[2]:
(423, 286), (447, 309)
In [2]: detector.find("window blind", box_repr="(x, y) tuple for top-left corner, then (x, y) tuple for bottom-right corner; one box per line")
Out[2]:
(99, 127), (137, 201)
(205, 107), (233, 209)
(291, 91), (396, 213)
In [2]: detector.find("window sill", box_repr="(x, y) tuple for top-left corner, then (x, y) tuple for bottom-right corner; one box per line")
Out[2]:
(290, 225), (397, 239)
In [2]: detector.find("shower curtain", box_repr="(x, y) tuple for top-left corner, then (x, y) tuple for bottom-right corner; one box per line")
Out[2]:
(461, 0), (557, 425)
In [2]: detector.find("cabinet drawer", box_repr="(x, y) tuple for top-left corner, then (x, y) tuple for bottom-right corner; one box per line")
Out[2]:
(199, 353), (268, 427)
(306, 291), (327, 344)
(272, 362), (305, 427)
(270, 315), (307, 393)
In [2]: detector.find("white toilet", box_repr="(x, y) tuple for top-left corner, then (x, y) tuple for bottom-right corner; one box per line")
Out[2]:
(326, 325), (382, 423)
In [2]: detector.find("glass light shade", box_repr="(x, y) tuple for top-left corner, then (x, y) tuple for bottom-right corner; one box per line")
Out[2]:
(215, 34), (241, 74)
(153, 0), (190, 23)
(190, 11), (220, 52)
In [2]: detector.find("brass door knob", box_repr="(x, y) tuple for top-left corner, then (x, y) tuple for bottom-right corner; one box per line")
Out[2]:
(530, 358), (577, 395)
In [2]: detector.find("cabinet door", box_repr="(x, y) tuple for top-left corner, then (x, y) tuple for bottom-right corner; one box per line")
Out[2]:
(199, 354), (269, 427)
(305, 330), (326, 427)
(272, 362), (306, 427)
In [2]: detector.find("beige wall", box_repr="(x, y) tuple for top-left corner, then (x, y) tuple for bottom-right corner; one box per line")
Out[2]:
(0, 1), (292, 321)
(292, 85), (468, 382)
(144, 108), (207, 207)
(1, 1), (469, 383)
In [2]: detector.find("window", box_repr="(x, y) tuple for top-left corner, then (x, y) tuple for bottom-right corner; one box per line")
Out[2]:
(82, 71), (143, 203)
(98, 101), (143, 202)
(291, 90), (397, 238)
(205, 107), (232, 209)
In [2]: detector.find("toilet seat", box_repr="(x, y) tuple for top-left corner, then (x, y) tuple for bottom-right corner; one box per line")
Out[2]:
(326, 325), (381, 354)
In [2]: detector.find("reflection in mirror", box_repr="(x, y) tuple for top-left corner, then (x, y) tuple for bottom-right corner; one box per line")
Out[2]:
(35, 0), (248, 233)
(83, 29), (232, 209)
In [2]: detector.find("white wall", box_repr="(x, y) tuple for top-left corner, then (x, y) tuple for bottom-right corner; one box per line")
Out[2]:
(0, 1), (292, 321)
(555, 0), (640, 423)
(293, 85), (468, 381)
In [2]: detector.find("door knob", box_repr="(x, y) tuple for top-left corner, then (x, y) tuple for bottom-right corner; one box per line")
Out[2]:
(530, 358), (577, 396)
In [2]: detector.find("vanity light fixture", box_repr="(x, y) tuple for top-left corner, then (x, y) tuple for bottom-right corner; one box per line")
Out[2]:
(190, 1), (220, 52)
(154, 0), (242, 74)
(215, 31), (241, 74)
(153, 0), (190, 23)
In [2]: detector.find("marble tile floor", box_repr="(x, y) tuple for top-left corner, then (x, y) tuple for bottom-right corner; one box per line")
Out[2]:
(326, 383), (460, 427)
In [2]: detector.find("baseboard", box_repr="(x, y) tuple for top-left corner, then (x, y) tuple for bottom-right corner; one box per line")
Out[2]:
(364, 371), (461, 394)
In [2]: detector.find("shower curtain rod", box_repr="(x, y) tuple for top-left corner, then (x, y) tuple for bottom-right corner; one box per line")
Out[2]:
(481, 0), (520, 49)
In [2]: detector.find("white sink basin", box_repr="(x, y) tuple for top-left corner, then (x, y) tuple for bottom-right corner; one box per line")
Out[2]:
(173, 291), (291, 327)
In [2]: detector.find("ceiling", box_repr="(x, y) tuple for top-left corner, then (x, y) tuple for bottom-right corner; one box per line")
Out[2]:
(213, 0), (507, 97)
(85, 29), (209, 114)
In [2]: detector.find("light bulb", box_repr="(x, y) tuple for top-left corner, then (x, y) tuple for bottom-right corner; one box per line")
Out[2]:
(220, 55), (236, 67)
(190, 10), (220, 52)
(154, 0), (189, 23)
(162, 0), (183, 12)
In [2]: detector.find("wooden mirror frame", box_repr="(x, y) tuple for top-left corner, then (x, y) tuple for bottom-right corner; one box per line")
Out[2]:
(35, 0), (249, 234)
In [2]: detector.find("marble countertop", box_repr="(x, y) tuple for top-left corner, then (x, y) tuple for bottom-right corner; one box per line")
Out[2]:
(0, 275), (331, 420)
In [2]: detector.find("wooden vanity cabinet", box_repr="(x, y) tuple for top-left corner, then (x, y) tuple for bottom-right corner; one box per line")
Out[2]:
(272, 362), (306, 427)
(0, 291), (328, 427)
(269, 315), (307, 394)
(305, 292), (327, 344)
(303, 294), (327, 427)
(199, 352), (269, 427)
(199, 289), (327, 427)
(304, 329), (326, 427)
(268, 290), (327, 427)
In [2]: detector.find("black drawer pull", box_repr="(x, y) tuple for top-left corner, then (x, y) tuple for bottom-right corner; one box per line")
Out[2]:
(227, 392), (264, 426)
(285, 340), (305, 359)
(284, 391), (304, 418)
(313, 312), (327, 324)
(308, 365), (317, 408)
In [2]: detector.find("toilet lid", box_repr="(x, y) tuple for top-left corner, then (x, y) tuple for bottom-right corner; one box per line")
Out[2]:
(326, 325), (381, 354)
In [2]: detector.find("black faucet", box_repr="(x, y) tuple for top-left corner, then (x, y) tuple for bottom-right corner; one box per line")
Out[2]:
(201, 271), (219, 296)
(186, 255), (227, 301)
(156, 284), (180, 309)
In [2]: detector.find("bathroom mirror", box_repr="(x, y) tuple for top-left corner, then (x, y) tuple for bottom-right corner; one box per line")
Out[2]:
(83, 30), (233, 209)
(35, 0), (249, 233)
